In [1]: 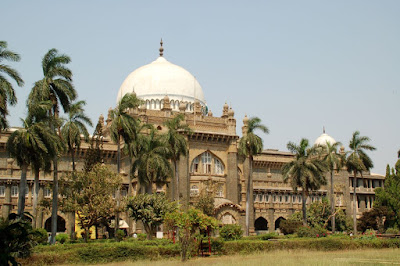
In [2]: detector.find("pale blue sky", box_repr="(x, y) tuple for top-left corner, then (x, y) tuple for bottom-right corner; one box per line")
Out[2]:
(2, 1), (399, 174)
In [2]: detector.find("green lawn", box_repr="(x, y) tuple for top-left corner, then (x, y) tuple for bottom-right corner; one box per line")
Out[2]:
(100, 248), (400, 266)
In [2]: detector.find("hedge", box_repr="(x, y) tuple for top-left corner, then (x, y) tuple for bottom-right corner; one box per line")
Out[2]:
(19, 237), (400, 265)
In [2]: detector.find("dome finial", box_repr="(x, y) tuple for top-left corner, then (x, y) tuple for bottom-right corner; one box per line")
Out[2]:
(323, 126), (325, 134)
(159, 38), (164, 57)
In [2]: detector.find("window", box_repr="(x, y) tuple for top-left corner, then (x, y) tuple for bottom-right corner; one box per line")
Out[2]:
(215, 159), (224, 174)
(11, 186), (18, 197)
(0, 186), (5, 196)
(25, 186), (29, 197)
(292, 195), (296, 203)
(190, 185), (199, 196)
(202, 152), (212, 174)
(44, 188), (51, 198)
(191, 157), (199, 173)
(215, 184), (223, 197)
(266, 194), (270, 202)
(258, 194), (263, 202)
(121, 188), (127, 197)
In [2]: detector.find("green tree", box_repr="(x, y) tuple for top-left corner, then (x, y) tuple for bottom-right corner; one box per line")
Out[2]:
(346, 131), (376, 234)
(109, 92), (142, 232)
(374, 163), (400, 228)
(28, 48), (76, 244)
(6, 117), (59, 216)
(282, 138), (327, 226)
(132, 128), (172, 194)
(126, 193), (176, 240)
(83, 119), (104, 173)
(163, 114), (191, 201)
(59, 164), (121, 242)
(194, 191), (215, 217)
(238, 116), (269, 236)
(320, 141), (344, 233)
(0, 216), (36, 265)
(0, 41), (24, 130)
(164, 207), (219, 261)
(61, 100), (93, 171)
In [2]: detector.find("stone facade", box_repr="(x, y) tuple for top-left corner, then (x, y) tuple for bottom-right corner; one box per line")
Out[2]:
(0, 97), (385, 235)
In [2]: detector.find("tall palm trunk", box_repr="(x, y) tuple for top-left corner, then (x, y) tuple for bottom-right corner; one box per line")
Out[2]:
(174, 159), (179, 201)
(301, 189), (307, 226)
(330, 171), (335, 233)
(353, 173), (357, 234)
(17, 163), (28, 216)
(50, 158), (58, 244)
(32, 168), (40, 229)
(115, 135), (121, 234)
(245, 155), (253, 236)
(71, 145), (76, 171)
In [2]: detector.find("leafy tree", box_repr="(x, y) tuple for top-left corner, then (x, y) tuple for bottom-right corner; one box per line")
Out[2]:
(346, 131), (376, 234)
(357, 206), (393, 233)
(320, 141), (344, 233)
(28, 48), (76, 244)
(61, 100), (92, 171)
(238, 116), (269, 236)
(126, 193), (176, 240)
(0, 41), (24, 130)
(83, 119), (104, 172)
(164, 207), (219, 261)
(374, 163), (400, 228)
(59, 164), (121, 242)
(282, 138), (327, 225)
(163, 114), (191, 201)
(0, 216), (36, 266)
(194, 191), (215, 217)
(132, 128), (172, 193)
(109, 92), (142, 232)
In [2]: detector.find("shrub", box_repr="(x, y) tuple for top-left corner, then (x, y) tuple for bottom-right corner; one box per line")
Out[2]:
(385, 227), (399, 234)
(280, 219), (302, 235)
(137, 233), (147, 241)
(115, 230), (125, 241)
(32, 228), (48, 245)
(219, 224), (243, 241)
(260, 232), (281, 240)
(296, 226), (327, 238)
(55, 233), (69, 244)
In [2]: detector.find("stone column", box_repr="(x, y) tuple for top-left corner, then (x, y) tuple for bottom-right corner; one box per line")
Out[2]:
(2, 181), (12, 218)
(178, 154), (189, 209)
(226, 148), (239, 204)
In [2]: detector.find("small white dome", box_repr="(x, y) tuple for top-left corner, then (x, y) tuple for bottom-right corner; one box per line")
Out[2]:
(116, 56), (205, 110)
(314, 132), (336, 146)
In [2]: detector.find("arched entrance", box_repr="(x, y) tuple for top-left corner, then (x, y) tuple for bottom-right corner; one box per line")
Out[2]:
(275, 217), (286, 230)
(44, 215), (66, 232)
(254, 217), (268, 231)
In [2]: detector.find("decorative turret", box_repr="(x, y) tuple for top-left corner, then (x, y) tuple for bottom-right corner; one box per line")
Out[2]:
(227, 107), (236, 134)
(222, 102), (229, 118)
(208, 109), (213, 117)
(179, 101), (186, 113)
(161, 95), (171, 111)
(242, 115), (249, 136)
(106, 108), (113, 126)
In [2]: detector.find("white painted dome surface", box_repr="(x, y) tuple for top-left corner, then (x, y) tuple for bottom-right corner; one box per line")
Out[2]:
(116, 56), (205, 108)
(314, 133), (336, 146)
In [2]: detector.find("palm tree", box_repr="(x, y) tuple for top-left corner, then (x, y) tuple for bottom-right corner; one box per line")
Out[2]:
(27, 101), (62, 229)
(346, 131), (376, 234)
(282, 138), (327, 226)
(6, 118), (57, 216)
(109, 92), (142, 232)
(238, 116), (269, 236)
(0, 41), (24, 130)
(132, 128), (172, 194)
(61, 100), (92, 171)
(320, 141), (344, 233)
(28, 48), (75, 244)
(163, 113), (191, 201)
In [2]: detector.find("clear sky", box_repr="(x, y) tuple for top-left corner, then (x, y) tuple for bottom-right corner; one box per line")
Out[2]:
(2, 0), (399, 174)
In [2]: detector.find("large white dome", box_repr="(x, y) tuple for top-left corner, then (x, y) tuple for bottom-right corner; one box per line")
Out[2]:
(314, 131), (336, 146)
(116, 49), (205, 111)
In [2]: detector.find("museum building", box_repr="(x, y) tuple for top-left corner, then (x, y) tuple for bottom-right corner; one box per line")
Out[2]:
(0, 41), (385, 236)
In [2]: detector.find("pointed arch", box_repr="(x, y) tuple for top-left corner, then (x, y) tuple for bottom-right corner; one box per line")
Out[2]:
(190, 151), (225, 175)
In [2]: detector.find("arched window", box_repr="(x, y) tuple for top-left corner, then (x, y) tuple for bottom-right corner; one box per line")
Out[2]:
(156, 99), (160, 109)
(191, 152), (225, 175)
(151, 100), (155, 109)
(146, 100), (150, 110)
(190, 185), (199, 196)
(202, 152), (212, 174)
(171, 100), (175, 110)
(215, 159), (224, 174)
(191, 157), (199, 173)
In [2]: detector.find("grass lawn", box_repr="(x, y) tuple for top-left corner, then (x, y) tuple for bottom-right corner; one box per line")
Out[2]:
(99, 248), (400, 266)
